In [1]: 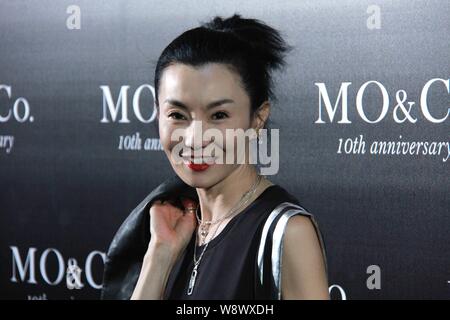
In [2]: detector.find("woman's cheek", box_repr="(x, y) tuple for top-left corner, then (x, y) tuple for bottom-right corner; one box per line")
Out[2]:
(159, 120), (173, 151)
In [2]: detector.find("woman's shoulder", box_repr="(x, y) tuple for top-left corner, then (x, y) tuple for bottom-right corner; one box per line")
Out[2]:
(261, 183), (323, 246)
(255, 182), (328, 299)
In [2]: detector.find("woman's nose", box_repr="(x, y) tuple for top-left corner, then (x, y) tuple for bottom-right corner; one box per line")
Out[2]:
(184, 120), (211, 150)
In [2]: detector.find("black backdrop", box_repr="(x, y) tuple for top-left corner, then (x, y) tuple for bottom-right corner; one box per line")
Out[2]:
(0, 0), (449, 299)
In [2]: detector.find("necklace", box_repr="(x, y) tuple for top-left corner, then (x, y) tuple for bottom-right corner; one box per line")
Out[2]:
(186, 174), (262, 296)
(195, 174), (262, 245)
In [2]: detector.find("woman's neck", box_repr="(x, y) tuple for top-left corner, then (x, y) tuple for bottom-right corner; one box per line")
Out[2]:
(195, 166), (273, 222)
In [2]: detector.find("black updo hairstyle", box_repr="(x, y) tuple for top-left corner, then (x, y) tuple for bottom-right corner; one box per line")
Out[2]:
(153, 13), (293, 129)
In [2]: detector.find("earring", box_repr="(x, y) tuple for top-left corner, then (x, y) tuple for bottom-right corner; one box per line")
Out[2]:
(257, 128), (263, 145)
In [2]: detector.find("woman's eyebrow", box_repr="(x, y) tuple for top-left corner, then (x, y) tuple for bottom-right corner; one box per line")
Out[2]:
(163, 98), (235, 110)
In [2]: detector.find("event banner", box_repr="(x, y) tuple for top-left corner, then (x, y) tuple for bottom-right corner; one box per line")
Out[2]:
(0, 0), (448, 300)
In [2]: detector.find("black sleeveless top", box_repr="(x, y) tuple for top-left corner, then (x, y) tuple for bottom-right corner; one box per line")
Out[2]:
(163, 184), (327, 300)
(100, 174), (327, 300)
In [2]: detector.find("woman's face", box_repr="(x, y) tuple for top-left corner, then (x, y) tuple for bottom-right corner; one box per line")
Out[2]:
(157, 62), (261, 188)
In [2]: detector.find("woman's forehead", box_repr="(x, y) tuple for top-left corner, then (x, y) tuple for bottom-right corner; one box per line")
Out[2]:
(159, 63), (247, 105)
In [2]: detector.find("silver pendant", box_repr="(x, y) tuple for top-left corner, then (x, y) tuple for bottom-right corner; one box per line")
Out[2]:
(187, 265), (198, 295)
(199, 224), (209, 244)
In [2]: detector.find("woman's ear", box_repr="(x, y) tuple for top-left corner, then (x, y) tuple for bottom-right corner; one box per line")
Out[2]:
(252, 100), (271, 130)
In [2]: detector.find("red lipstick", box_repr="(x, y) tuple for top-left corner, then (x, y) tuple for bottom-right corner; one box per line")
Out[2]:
(187, 162), (210, 171)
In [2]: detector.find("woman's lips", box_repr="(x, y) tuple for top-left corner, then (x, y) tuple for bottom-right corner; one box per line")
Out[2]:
(182, 156), (216, 171)
(186, 162), (210, 171)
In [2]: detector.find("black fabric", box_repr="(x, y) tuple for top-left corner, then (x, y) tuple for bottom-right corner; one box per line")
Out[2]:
(164, 184), (301, 299)
(100, 174), (198, 300)
(100, 174), (302, 300)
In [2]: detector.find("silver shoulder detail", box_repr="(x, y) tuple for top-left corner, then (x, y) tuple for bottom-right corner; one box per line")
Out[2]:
(257, 201), (327, 300)
(257, 202), (307, 285)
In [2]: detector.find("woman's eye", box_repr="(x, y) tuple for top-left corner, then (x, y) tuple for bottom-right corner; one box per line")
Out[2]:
(211, 112), (228, 120)
(167, 112), (187, 120)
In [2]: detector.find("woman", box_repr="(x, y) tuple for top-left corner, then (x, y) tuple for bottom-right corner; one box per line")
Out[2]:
(101, 13), (329, 300)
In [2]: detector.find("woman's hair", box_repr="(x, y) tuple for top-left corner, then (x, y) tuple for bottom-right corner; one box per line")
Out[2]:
(153, 13), (293, 127)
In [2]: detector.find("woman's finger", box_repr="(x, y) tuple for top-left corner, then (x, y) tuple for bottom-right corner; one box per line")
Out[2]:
(181, 198), (197, 215)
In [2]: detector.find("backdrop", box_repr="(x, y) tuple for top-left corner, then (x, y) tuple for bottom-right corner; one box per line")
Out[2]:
(1, 0), (449, 300)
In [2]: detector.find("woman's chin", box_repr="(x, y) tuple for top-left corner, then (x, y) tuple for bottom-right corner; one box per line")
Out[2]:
(174, 166), (224, 189)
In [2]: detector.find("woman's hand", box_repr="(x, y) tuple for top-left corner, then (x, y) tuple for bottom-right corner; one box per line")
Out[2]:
(131, 197), (198, 300)
(148, 198), (198, 259)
